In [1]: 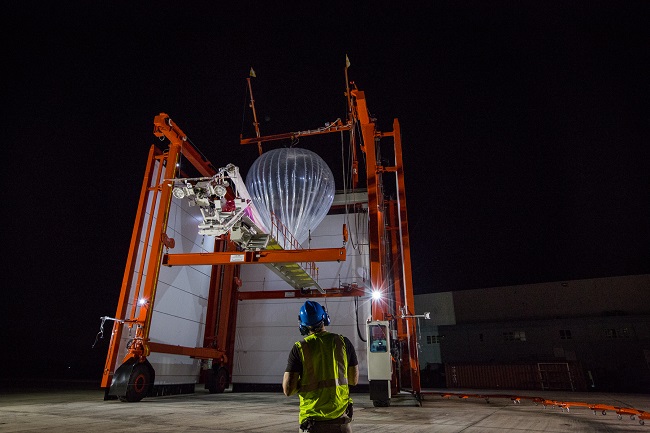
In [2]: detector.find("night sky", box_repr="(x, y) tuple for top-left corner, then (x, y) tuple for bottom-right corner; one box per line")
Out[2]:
(3, 2), (649, 380)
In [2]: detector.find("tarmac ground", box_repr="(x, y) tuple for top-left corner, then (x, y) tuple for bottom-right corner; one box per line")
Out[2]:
(1, 383), (649, 432)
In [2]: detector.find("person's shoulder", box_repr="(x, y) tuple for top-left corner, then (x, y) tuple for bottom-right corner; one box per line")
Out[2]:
(341, 335), (355, 347)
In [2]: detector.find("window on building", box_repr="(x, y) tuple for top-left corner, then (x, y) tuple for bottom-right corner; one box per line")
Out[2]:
(605, 328), (633, 339)
(426, 335), (441, 344)
(559, 329), (572, 340)
(503, 331), (526, 342)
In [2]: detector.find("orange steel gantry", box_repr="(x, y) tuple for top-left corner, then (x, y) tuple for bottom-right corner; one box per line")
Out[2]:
(101, 73), (422, 401)
(240, 83), (422, 398)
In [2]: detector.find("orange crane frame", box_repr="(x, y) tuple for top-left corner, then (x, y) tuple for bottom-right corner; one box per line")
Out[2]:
(241, 86), (422, 398)
(351, 90), (421, 398)
(101, 115), (235, 399)
(101, 114), (351, 400)
(102, 80), (421, 401)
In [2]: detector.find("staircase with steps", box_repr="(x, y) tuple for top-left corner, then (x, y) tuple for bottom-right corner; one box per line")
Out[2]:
(243, 232), (323, 293)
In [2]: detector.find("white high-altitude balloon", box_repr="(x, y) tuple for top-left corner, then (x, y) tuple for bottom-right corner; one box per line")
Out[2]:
(245, 148), (335, 246)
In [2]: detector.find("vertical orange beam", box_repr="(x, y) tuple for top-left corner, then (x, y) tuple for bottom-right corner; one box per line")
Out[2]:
(392, 118), (421, 395)
(203, 238), (225, 351)
(387, 198), (406, 394)
(202, 237), (237, 370)
(135, 144), (181, 341)
(101, 145), (157, 388)
(129, 155), (166, 320)
(353, 90), (387, 320)
(224, 263), (241, 378)
(129, 114), (198, 348)
(387, 199), (406, 338)
(375, 196), (389, 320)
(214, 241), (238, 364)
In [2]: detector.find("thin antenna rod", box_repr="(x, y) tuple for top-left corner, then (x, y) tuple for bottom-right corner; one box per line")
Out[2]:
(345, 55), (352, 122)
(247, 75), (263, 156)
(344, 55), (359, 188)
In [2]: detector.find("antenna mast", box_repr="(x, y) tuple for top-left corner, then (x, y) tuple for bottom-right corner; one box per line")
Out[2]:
(345, 55), (359, 188)
(247, 68), (263, 156)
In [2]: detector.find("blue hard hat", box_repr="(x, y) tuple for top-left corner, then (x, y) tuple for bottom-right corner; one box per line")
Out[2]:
(299, 301), (330, 328)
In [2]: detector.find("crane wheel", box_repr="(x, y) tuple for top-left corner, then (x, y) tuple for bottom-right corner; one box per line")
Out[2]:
(207, 367), (229, 394)
(119, 363), (152, 402)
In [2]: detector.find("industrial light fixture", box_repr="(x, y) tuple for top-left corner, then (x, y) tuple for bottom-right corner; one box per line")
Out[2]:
(213, 184), (227, 197)
(172, 187), (185, 199)
(371, 290), (382, 300)
(401, 311), (430, 320)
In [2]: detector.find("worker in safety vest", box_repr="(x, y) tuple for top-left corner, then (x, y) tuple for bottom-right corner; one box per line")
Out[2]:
(283, 301), (359, 432)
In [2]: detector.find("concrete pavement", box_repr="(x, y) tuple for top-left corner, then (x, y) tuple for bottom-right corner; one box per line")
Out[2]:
(1, 384), (649, 432)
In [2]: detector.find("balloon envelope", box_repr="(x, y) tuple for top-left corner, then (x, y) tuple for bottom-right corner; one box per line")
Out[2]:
(245, 148), (335, 245)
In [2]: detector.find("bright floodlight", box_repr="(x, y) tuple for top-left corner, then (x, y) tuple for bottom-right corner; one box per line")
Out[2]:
(372, 290), (382, 300)
(138, 298), (148, 306)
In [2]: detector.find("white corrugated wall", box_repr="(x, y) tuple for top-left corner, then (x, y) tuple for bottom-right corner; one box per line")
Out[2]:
(235, 210), (371, 385)
(114, 165), (371, 387)
(114, 161), (214, 385)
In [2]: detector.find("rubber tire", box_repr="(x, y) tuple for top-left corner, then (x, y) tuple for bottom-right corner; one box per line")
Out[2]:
(120, 364), (151, 402)
(207, 367), (229, 394)
(373, 399), (390, 407)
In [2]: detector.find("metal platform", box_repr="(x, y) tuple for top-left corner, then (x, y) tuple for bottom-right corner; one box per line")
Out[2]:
(261, 237), (323, 293)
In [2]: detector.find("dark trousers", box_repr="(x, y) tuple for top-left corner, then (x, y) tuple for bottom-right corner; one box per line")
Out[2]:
(299, 414), (352, 432)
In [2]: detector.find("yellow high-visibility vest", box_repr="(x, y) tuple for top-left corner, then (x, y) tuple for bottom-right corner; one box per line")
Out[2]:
(296, 331), (352, 424)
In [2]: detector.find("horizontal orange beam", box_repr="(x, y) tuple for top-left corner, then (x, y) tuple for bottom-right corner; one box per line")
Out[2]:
(430, 392), (650, 420)
(163, 248), (346, 267)
(148, 342), (226, 361)
(238, 286), (366, 300)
